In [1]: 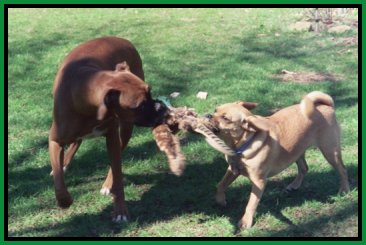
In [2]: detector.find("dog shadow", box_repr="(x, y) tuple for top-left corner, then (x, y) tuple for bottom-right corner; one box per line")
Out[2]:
(8, 123), (358, 237)
(125, 157), (358, 237)
(12, 151), (357, 237)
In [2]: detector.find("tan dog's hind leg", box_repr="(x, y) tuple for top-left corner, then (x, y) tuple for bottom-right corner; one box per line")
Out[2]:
(286, 154), (308, 191)
(320, 149), (349, 193)
(101, 123), (133, 196)
(216, 167), (239, 206)
(318, 139), (350, 193)
(50, 140), (82, 176)
(238, 177), (267, 230)
(49, 137), (73, 208)
(317, 124), (350, 194)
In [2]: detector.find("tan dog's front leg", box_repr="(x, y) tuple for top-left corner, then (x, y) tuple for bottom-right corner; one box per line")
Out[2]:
(49, 138), (73, 208)
(100, 123), (133, 196)
(238, 178), (266, 229)
(216, 167), (239, 206)
(106, 121), (128, 222)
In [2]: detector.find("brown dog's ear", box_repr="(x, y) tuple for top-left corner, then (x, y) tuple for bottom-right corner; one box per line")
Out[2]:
(97, 90), (121, 120)
(115, 61), (130, 72)
(236, 101), (258, 110)
(246, 115), (272, 132)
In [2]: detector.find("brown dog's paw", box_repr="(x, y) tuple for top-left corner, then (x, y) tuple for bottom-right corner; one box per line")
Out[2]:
(215, 193), (227, 207)
(100, 187), (111, 195)
(113, 215), (128, 223)
(57, 193), (73, 209)
(50, 166), (67, 176)
(112, 203), (129, 223)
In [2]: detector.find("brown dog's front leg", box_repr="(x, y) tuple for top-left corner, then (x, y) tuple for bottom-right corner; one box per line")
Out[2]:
(49, 137), (73, 208)
(106, 120), (128, 222)
(101, 123), (133, 195)
(238, 178), (267, 229)
(50, 140), (82, 176)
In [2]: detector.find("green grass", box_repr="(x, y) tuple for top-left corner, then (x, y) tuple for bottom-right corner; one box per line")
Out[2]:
(8, 8), (358, 237)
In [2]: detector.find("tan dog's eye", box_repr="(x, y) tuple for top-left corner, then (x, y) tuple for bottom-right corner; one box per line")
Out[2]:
(222, 116), (230, 122)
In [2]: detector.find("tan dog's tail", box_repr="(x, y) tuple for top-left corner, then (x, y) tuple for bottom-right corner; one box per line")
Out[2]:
(300, 91), (334, 118)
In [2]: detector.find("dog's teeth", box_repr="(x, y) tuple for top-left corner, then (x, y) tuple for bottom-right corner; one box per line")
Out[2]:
(122, 215), (128, 222)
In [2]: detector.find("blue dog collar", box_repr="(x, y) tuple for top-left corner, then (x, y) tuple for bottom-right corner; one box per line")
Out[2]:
(235, 134), (255, 155)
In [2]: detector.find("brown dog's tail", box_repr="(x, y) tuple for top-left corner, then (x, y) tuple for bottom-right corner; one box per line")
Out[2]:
(300, 91), (334, 118)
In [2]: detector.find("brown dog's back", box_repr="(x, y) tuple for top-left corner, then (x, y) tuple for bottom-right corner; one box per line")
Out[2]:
(53, 37), (144, 95)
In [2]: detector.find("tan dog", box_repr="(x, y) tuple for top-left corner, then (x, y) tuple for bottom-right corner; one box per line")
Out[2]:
(206, 91), (350, 229)
(49, 37), (167, 222)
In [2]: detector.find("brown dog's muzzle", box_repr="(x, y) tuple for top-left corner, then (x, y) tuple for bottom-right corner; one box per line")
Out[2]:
(134, 99), (169, 127)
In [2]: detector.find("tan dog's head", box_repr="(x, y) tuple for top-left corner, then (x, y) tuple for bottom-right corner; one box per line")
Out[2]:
(211, 102), (257, 140)
(205, 101), (272, 146)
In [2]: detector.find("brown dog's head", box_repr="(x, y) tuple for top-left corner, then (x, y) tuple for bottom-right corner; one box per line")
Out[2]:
(97, 62), (168, 127)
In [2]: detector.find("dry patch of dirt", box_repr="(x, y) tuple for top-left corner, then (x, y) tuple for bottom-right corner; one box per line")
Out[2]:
(273, 70), (342, 83)
(331, 36), (358, 46)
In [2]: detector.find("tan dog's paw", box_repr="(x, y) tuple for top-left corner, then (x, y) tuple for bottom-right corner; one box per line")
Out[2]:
(238, 217), (253, 230)
(286, 182), (301, 191)
(338, 184), (350, 194)
(100, 187), (111, 195)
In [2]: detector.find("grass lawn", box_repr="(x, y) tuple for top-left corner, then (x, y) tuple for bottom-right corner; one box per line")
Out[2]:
(8, 8), (358, 237)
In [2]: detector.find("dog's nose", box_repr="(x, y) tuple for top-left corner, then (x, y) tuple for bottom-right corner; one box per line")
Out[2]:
(154, 100), (168, 115)
(204, 113), (213, 119)
(153, 100), (169, 123)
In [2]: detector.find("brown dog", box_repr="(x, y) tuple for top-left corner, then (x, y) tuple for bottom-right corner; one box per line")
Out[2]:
(206, 91), (350, 229)
(49, 37), (167, 222)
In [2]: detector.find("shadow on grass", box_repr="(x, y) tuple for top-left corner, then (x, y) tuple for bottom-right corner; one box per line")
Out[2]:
(10, 152), (358, 237)
(10, 138), (49, 166)
(8, 130), (202, 200)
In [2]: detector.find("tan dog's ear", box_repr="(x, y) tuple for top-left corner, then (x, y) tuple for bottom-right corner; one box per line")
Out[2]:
(236, 101), (257, 110)
(246, 115), (272, 132)
(115, 61), (130, 72)
(97, 90), (121, 120)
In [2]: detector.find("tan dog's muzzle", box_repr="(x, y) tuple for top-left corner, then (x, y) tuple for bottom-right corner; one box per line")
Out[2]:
(202, 114), (220, 133)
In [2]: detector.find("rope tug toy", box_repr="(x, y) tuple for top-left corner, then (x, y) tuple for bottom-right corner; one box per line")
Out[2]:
(152, 99), (237, 176)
